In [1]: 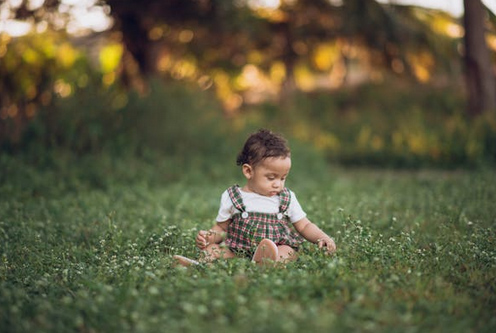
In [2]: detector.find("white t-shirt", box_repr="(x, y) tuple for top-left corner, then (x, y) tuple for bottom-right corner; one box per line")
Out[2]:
(215, 188), (307, 224)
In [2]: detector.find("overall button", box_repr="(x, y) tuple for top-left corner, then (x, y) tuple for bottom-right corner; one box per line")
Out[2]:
(241, 212), (249, 219)
(277, 213), (283, 220)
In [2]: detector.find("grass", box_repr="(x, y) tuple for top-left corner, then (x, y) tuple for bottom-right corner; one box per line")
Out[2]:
(1, 154), (495, 332)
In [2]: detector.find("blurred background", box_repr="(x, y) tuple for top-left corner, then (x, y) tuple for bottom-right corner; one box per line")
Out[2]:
(1, 0), (495, 176)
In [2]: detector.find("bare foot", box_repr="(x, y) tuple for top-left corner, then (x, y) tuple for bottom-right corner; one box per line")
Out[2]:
(173, 255), (199, 267)
(252, 239), (278, 266)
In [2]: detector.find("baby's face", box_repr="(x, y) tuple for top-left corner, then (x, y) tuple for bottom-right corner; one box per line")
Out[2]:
(244, 156), (291, 197)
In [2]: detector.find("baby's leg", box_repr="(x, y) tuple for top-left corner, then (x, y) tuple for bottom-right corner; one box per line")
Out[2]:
(173, 255), (199, 267)
(252, 239), (278, 264)
(276, 245), (298, 263)
(201, 243), (236, 262)
(173, 244), (235, 267)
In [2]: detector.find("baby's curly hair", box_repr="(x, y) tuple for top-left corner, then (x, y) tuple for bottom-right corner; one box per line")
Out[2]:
(236, 129), (291, 166)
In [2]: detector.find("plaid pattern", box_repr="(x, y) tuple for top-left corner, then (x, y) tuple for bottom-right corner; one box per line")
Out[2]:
(225, 185), (304, 253)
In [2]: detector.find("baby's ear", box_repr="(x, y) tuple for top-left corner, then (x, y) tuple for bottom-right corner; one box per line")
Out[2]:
(242, 163), (253, 179)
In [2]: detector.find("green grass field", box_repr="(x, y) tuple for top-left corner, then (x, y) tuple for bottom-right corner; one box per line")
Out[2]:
(1, 155), (495, 332)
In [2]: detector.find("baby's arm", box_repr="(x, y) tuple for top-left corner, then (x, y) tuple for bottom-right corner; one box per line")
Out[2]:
(196, 220), (230, 250)
(294, 218), (336, 254)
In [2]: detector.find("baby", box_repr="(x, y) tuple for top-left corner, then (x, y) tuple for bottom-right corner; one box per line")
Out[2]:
(174, 129), (336, 266)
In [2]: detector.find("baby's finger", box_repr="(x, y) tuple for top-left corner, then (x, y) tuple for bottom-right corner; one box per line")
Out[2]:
(326, 241), (336, 254)
(195, 239), (201, 248)
(198, 231), (208, 240)
(195, 236), (206, 249)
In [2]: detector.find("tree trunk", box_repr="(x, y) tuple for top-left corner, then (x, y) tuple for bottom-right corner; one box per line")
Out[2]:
(463, 0), (496, 116)
(279, 21), (298, 105)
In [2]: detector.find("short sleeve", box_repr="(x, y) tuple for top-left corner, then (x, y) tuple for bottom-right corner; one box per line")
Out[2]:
(287, 190), (307, 223)
(215, 190), (236, 222)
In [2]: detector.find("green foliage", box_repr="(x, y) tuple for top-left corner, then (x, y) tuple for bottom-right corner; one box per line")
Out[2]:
(0, 155), (495, 332)
(244, 82), (496, 168)
(12, 80), (235, 168)
(4, 77), (496, 169)
(0, 30), (92, 144)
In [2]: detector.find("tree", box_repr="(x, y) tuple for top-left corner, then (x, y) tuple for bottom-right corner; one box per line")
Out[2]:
(463, 0), (496, 116)
(2, 0), (462, 104)
(261, 0), (453, 97)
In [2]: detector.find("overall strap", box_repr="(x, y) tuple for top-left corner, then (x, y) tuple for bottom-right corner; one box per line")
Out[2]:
(227, 185), (246, 212)
(279, 187), (291, 213)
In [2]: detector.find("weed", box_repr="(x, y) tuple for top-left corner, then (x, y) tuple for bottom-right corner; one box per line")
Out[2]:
(1, 156), (495, 332)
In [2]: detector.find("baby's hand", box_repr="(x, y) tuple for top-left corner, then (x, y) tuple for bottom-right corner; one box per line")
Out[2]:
(318, 237), (336, 254)
(196, 230), (209, 249)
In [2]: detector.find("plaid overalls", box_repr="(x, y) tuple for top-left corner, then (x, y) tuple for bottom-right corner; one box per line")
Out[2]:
(224, 185), (304, 255)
